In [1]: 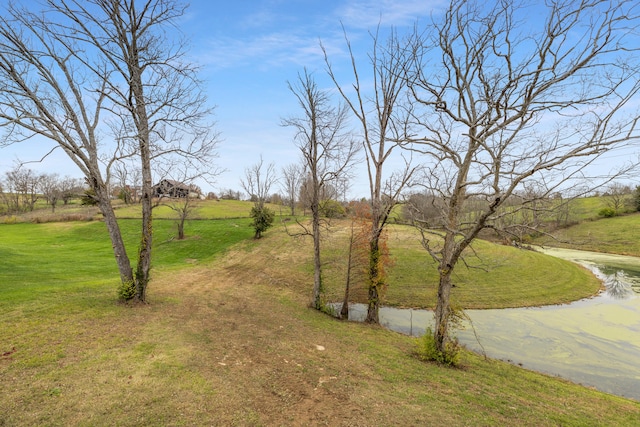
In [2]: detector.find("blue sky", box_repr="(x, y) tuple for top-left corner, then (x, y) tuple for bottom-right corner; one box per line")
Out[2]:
(0, 0), (441, 198)
(1, 0), (636, 197)
(184, 0), (442, 197)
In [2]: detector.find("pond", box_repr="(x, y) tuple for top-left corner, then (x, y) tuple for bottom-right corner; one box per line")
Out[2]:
(338, 248), (640, 402)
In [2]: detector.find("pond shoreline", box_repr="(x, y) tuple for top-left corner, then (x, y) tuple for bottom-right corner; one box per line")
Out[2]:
(336, 247), (640, 402)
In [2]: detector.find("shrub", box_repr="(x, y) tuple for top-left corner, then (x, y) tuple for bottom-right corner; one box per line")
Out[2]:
(598, 207), (616, 218)
(414, 328), (461, 366)
(117, 280), (136, 301)
(319, 199), (346, 218)
(250, 205), (275, 239)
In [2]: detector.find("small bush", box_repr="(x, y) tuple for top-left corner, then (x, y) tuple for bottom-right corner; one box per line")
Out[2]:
(414, 328), (461, 366)
(598, 207), (616, 218)
(250, 205), (275, 239)
(319, 199), (346, 218)
(117, 280), (136, 301)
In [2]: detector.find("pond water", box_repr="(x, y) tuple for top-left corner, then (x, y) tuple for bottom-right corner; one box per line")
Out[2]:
(338, 248), (640, 402)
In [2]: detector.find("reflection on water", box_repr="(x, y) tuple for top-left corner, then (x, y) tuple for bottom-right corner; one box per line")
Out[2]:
(592, 266), (635, 299)
(337, 248), (640, 402)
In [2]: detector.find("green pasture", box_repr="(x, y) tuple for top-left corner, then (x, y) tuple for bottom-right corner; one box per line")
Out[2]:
(534, 212), (640, 257)
(317, 223), (601, 309)
(114, 198), (285, 219)
(0, 218), (254, 305)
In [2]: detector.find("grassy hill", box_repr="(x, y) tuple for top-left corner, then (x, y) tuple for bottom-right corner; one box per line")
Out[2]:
(534, 212), (640, 256)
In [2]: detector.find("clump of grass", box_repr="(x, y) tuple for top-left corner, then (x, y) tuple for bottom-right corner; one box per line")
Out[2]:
(414, 328), (461, 366)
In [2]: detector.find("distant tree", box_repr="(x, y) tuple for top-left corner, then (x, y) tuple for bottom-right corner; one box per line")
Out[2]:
(281, 163), (303, 215)
(283, 69), (358, 310)
(634, 186), (640, 212)
(59, 176), (84, 205)
(241, 156), (278, 239)
(112, 162), (141, 204)
(39, 173), (61, 212)
(3, 166), (41, 212)
(604, 183), (632, 214)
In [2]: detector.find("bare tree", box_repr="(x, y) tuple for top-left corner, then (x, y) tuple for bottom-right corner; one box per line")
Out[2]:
(3, 166), (41, 213)
(0, 0), (218, 302)
(281, 163), (303, 215)
(323, 27), (416, 323)
(604, 182), (632, 214)
(39, 173), (61, 212)
(112, 161), (142, 204)
(59, 176), (84, 205)
(241, 156), (278, 239)
(406, 0), (640, 357)
(283, 69), (358, 310)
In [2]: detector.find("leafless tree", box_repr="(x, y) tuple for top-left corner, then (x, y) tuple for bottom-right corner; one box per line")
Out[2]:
(323, 27), (416, 323)
(283, 69), (359, 310)
(59, 176), (84, 205)
(0, 0), (219, 302)
(405, 0), (640, 356)
(2, 166), (41, 213)
(604, 182), (632, 214)
(281, 163), (303, 215)
(112, 161), (142, 204)
(39, 173), (62, 212)
(241, 156), (277, 208)
(241, 156), (278, 239)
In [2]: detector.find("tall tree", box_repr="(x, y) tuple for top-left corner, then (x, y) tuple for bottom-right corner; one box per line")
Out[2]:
(283, 70), (358, 310)
(0, 0), (218, 302)
(406, 0), (640, 357)
(323, 27), (416, 323)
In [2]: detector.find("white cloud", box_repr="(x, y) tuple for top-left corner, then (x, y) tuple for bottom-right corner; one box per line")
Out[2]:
(337, 0), (444, 30)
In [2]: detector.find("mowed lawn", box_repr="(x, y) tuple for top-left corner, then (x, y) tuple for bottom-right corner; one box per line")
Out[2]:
(1, 217), (638, 425)
(534, 212), (640, 256)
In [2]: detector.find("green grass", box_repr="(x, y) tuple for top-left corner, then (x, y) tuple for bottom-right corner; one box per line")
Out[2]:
(534, 212), (640, 256)
(1, 219), (638, 425)
(114, 198), (285, 219)
(0, 218), (254, 304)
(318, 224), (601, 309)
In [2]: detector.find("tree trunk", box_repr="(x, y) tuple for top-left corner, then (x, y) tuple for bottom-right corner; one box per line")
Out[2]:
(365, 238), (380, 324)
(135, 174), (153, 302)
(433, 230), (457, 354)
(433, 267), (453, 353)
(341, 225), (355, 319)
(97, 191), (134, 287)
(311, 207), (322, 309)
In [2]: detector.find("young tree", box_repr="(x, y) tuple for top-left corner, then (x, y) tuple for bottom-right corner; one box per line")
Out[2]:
(283, 70), (359, 310)
(407, 0), (640, 358)
(241, 156), (278, 239)
(0, 0), (218, 302)
(323, 27), (416, 323)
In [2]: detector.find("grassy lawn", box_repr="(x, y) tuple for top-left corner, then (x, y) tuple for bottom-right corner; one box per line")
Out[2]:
(1, 214), (638, 425)
(115, 198), (286, 220)
(534, 212), (640, 257)
(318, 223), (601, 309)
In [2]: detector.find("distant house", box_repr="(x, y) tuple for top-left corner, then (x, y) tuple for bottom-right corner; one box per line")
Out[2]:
(153, 179), (192, 198)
